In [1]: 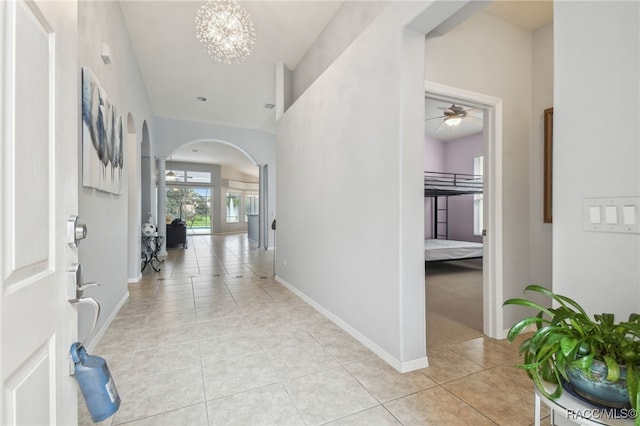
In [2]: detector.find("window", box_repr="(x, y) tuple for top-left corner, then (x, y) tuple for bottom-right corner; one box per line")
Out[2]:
(165, 168), (211, 184)
(244, 193), (259, 222)
(226, 192), (241, 223)
(186, 171), (211, 184)
(474, 156), (484, 236)
(166, 186), (212, 230)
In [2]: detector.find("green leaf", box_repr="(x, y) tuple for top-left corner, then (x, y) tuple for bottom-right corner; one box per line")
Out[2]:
(570, 353), (594, 376)
(560, 337), (579, 357)
(569, 318), (585, 336)
(503, 297), (554, 317)
(556, 355), (570, 381)
(599, 313), (615, 327)
(627, 364), (638, 409)
(541, 359), (555, 382)
(603, 355), (620, 382)
(506, 316), (548, 342)
(530, 365), (563, 400)
(522, 284), (588, 317)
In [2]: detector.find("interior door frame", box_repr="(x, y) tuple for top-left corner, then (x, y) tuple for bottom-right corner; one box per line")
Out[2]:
(424, 80), (504, 339)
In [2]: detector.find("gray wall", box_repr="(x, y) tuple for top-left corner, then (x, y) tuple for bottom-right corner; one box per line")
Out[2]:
(292, 1), (389, 101)
(78, 1), (153, 345)
(553, 1), (639, 317)
(277, 2), (464, 371)
(530, 22), (554, 290)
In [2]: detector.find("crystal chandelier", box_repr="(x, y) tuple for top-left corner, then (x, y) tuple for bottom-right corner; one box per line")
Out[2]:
(195, 0), (256, 64)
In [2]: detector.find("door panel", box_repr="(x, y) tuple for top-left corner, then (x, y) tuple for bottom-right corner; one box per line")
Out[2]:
(5, 339), (54, 425)
(12, 0), (51, 274)
(5, 0), (51, 290)
(1, 0), (78, 424)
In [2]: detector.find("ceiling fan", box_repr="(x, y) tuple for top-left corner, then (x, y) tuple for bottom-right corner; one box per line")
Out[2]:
(426, 104), (480, 128)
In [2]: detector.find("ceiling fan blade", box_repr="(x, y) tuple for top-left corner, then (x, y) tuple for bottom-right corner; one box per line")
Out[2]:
(467, 115), (482, 121)
(425, 115), (445, 121)
(435, 121), (446, 132)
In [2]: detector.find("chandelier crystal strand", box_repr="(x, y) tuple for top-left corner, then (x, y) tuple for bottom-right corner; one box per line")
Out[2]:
(195, 0), (256, 64)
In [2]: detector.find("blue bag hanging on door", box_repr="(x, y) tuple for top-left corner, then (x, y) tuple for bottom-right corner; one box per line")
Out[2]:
(70, 342), (120, 422)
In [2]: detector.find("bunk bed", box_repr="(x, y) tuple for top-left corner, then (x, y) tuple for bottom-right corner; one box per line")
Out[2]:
(424, 171), (483, 262)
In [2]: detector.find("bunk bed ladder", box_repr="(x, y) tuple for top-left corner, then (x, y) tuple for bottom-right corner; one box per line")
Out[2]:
(433, 196), (449, 240)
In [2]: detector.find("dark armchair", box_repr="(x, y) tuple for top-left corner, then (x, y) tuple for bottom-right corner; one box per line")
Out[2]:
(166, 218), (187, 248)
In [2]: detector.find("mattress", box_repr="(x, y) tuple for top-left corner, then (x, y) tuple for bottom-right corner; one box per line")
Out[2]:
(424, 239), (483, 261)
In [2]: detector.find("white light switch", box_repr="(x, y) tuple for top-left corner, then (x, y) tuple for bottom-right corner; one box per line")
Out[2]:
(605, 206), (618, 224)
(623, 205), (636, 225)
(583, 197), (640, 233)
(589, 206), (601, 224)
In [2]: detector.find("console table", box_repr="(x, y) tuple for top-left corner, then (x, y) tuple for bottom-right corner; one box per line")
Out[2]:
(535, 385), (635, 426)
(141, 234), (164, 272)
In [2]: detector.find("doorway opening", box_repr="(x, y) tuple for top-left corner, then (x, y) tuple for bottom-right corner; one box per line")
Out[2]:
(424, 81), (504, 345)
(424, 95), (485, 347)
(163, 141), (267, 247)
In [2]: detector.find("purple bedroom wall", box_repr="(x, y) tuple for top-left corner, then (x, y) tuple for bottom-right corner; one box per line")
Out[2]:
(423, 131), (483, 241)
(424, 135), (445, 239)
(444, 132), (484, 243)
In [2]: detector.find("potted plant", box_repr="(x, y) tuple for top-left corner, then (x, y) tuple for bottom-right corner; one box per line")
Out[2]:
(503, 285), (640, 423)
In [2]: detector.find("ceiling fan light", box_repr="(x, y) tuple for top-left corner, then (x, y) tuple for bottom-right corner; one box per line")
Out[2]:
(445, 116), (462, 126)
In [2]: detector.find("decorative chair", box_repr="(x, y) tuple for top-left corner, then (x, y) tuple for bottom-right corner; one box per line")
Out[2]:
(166, 218), (187, 248)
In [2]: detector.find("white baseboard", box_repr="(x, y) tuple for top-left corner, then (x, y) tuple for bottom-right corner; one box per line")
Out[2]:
(275, 275), (428, 373)
(128, 273), (142, 283)
(84, 291), (129, 353)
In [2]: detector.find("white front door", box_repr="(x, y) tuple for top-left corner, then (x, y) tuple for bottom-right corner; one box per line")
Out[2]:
(1, 0), (79, 424)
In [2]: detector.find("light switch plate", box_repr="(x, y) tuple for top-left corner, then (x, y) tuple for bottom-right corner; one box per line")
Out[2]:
(583, 197), (640, 233)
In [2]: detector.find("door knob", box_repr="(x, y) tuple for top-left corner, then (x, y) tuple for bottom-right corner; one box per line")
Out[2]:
(70, 297), (101, 347)
(68, 263), (102, 347)
(68, 263), (101, 301)
(68, 215), (88, 248)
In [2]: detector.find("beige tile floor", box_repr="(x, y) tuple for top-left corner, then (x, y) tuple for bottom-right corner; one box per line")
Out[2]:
(80, 234), (549, 426)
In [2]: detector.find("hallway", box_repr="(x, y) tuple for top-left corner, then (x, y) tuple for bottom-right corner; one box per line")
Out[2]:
(81, 234), (546, 425)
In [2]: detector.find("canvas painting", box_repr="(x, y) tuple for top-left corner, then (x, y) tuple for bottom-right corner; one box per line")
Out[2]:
(82, 67), (123, 194)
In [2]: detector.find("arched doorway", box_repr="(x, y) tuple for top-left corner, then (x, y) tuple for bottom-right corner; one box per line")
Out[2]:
(162, 140), (268, 248)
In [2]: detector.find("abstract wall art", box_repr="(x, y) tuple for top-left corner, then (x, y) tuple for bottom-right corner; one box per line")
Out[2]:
(82, 67), (124, 194)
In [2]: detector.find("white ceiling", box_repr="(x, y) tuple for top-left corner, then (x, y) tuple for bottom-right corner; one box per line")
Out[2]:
(120, 0), (552, 177)
(120, 0), (343, 134)
(120, 0), (343, 179)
